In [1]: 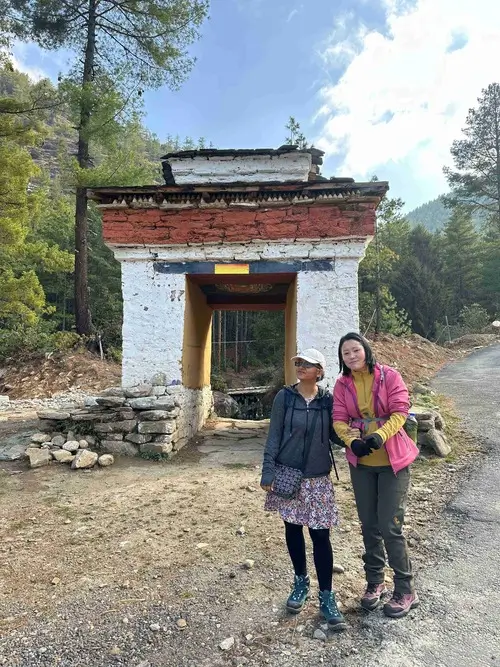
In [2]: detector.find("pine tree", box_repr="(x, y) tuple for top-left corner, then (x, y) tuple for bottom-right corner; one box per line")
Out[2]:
(390, 226), (447, 338)
(442, 208), (481, 319)
(444, 83), (500, 234)
(6, 0), (208, 334)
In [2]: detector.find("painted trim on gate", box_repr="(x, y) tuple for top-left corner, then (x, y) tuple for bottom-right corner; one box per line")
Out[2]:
(153, 259), (336, 274)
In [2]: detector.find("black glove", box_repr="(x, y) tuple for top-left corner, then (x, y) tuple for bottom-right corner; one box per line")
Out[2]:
(364, 433), (384, 450)
(350, 439), (373, 457)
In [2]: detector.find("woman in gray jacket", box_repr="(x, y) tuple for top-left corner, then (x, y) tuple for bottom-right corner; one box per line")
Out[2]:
(260, 348), (346, 631)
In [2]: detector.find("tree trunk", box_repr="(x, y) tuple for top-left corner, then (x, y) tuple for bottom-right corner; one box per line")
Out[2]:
(74, 0), (97, 335)
(374, 217), (381, 334)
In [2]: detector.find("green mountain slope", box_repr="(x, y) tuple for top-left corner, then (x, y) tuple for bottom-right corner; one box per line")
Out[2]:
(406, 196), (450, 231)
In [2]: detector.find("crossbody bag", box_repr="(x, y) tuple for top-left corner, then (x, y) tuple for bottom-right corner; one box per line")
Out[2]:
(271, 407), (320, 499)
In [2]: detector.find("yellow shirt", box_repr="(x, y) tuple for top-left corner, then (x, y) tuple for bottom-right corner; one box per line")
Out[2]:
(333, 369), (406, 467)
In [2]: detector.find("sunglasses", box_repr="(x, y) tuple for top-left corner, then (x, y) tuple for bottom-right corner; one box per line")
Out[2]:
(294, 360), (320, 369)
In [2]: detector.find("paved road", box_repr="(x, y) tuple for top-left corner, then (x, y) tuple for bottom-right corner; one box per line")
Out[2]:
(341, 344), (500, 667)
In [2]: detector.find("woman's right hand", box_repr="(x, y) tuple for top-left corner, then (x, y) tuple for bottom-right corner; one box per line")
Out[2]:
(260, 483), (273, 492)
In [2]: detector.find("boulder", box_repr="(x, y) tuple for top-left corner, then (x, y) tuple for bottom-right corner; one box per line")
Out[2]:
(52, 450), (74, 463)
(99, 440), (139, 457)
(26, 448), (52, 468)
(421, 428), (451, 458)
(51, 435), (66, 448)
(123, 384), (153, 398)
(435, 412), (446, 431)
(71, 449), (98, 469)
(416, 418), (434, 433)
(98, 454), (114, 467)
(213, 391), (240, 418)
(62, 440), (80, 453)
(31, 433), (52, 444)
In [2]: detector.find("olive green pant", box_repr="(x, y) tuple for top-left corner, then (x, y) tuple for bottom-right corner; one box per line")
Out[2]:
(349, 464), (414, 594)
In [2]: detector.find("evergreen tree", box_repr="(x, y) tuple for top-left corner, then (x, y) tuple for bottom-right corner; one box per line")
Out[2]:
(481, 239), (500, 314)
(391, 227), (447, 338)
(444, 83), (500, 234)
(6, 0), (208, 335)
(442, 208), (481, 319)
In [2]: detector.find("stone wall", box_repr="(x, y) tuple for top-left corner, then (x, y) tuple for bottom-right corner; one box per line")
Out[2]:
(35, 379), (212, 459)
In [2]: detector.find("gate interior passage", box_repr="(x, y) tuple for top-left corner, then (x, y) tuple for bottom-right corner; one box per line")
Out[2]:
(90, 145), (388, 451)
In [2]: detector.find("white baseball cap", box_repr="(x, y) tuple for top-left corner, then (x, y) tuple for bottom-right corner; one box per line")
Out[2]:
(291, 348), (326, 369)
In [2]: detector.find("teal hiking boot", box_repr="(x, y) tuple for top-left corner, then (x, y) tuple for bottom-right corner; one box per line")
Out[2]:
(318, 590), (347, 631)
(286, 575), (310, 613)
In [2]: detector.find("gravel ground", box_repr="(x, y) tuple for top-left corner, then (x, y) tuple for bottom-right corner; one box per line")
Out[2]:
(0, 399), (476, 667)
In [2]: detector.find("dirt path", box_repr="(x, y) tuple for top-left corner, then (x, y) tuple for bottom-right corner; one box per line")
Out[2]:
(0, 409), (475, 667)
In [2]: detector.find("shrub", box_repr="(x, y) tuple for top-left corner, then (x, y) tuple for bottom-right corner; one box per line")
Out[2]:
(211, 373), (228, 393)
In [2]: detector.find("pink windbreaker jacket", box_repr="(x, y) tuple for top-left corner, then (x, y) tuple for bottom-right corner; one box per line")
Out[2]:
(333, 363), (419, 474)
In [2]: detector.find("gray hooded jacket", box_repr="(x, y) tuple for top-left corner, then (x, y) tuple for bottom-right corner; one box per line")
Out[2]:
(260, 385), (336, 487)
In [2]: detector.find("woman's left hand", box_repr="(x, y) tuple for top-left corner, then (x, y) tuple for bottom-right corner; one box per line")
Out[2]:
(346, 427), (361, 439)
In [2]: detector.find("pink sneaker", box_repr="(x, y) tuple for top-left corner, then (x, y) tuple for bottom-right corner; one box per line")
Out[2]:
(361, 583), (387, 611)
(383, 591), (419, 618)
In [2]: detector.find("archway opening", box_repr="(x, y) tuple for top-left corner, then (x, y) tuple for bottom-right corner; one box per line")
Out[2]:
(182, 273), (297, 417)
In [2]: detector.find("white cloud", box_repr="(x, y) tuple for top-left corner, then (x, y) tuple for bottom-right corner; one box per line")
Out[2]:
(1, 49), (46, 82)
(315, 0), (500, 200)
(286, 8), (299, 22)
(2, 42), (50, 81)
(10, 54), (47, 81)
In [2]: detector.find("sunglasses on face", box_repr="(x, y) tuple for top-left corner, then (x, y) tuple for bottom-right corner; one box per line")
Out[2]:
(294, 360), (320, 369)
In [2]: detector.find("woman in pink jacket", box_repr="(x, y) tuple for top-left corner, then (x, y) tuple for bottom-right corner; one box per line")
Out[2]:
(333, 332), (419, 619)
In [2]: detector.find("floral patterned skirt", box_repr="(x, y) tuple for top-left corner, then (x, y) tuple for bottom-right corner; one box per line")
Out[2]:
(264, 475), (339, 529)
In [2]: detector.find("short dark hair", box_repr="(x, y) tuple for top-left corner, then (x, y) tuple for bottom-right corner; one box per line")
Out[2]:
(338, 332), (376, 375)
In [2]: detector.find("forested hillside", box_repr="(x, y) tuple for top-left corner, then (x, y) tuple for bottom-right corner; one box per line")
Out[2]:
(407, 195), (486, 232)
(406, 197), (450, 231)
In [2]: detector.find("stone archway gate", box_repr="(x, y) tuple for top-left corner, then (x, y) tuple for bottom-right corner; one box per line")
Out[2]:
(89, 146), (388, 454)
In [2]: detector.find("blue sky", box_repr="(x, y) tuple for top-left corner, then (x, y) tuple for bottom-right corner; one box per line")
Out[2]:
(11, 0), (500, 211)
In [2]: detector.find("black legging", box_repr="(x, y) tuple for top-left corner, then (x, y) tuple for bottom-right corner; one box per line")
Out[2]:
(284, 521), (333, 592)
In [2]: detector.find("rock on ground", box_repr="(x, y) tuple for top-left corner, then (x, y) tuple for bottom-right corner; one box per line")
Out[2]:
(98, 454), (114, 467)
(26, 447), (52, 468)
(52, 450), (74, 463)
(213, 391), (241, 419)
(71, 449), (98, 469)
